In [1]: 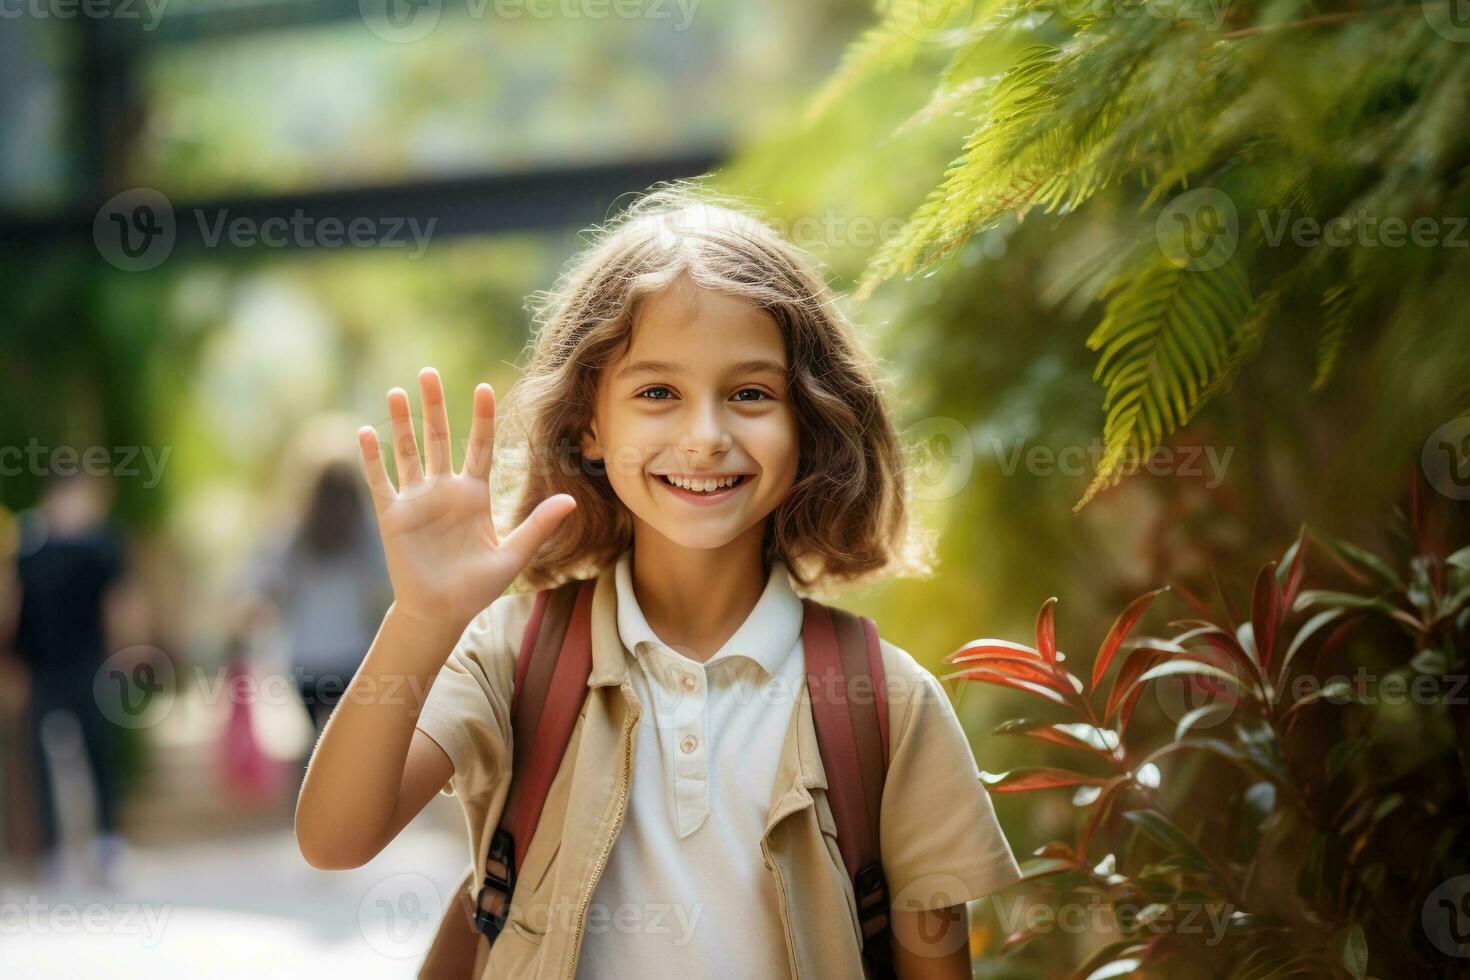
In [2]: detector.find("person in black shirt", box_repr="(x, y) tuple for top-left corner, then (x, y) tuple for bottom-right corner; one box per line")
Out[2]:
(7, 472), (128, 886)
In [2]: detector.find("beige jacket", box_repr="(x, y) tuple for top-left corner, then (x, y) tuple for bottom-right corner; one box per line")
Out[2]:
(413, 561), (1021, 979)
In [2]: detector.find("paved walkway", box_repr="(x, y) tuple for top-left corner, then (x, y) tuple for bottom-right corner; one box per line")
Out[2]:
(1, 676), (473, 976)
(1, 803), (469, 978)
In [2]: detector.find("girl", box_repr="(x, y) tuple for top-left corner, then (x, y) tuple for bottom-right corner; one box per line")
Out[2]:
(295, 184), (1021, 979)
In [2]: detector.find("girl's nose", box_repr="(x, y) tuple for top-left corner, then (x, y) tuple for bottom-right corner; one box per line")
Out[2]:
(679, 401), (734, 457)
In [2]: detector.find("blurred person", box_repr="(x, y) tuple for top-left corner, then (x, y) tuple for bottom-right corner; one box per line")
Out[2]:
(240, 458), (390, 744)
(0, 503), (39, 868)
(4, 472), (130, 887)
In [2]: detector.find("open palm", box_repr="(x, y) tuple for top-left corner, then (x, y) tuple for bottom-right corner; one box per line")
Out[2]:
(358, 368), (575, 630)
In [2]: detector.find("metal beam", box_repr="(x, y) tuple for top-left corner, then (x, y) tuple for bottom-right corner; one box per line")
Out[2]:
(0, 151), (726, 253)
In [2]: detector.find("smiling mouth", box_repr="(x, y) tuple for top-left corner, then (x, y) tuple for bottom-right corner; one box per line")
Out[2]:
(655, 474), (750, 498)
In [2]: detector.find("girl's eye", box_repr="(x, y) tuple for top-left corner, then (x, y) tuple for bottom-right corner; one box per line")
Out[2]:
(635, 387), (771, 402)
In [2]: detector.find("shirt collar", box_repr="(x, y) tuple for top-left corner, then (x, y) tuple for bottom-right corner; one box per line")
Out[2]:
(613, 545), (803, 677)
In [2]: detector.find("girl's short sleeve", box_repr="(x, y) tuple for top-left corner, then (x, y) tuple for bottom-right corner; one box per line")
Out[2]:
(877, 641), (1023, 909)
(414, 591), (538, 803)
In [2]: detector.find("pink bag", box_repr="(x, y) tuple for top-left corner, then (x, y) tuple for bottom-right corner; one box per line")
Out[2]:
(220, 655), (283, 804)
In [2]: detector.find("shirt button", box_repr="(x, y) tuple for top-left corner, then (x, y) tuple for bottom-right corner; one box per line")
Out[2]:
(679, 735), (698, 754)
(680, 673), (698, 691)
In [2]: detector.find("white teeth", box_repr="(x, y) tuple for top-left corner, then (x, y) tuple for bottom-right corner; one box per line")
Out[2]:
(663, 474), (742, 493)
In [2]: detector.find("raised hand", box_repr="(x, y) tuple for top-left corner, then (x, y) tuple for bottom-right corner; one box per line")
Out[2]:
(357, 367), (575, 632)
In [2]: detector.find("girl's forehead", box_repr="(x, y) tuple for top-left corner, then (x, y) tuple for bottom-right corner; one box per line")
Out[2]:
(637, 279), (763, 326)
(621, 286), (785, 364)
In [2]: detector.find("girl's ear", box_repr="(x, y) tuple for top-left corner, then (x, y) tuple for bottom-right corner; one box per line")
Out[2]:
(579, 426), (603, 461)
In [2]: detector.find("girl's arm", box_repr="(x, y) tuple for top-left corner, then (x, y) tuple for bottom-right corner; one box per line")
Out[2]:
(294, 368), (575, 870)
(891, 904), (972, 980)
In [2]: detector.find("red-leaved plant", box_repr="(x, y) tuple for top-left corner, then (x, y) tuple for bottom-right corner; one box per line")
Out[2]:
(947, 476), (1470, 979)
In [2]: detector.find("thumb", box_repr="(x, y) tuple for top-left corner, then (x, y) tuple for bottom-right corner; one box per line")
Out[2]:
(501, 494), (577, 568)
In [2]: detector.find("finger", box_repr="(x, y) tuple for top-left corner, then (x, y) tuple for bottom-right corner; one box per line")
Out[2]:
(419, 367), (452, 478)
(500, 494), (577, 568)
(357, 426), (395, 511)
(463, 383), (496, 482)
(387, 387), (424, 487)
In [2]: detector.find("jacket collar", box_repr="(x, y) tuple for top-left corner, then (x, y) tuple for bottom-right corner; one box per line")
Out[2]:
(587, 561), (630, 689)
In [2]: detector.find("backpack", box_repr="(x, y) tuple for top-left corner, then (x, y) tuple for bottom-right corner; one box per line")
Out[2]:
(418, 577), (896, 979)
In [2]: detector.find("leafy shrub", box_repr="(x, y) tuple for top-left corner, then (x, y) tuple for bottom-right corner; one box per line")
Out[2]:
(952, 477), (1470, 977)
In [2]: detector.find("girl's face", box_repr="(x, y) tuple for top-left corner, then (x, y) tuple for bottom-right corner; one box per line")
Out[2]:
(582, 280), (800, 553)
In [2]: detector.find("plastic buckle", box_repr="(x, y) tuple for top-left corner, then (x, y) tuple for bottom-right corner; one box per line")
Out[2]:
(854, 862), (890, 939)
(474, 828), (517, 940)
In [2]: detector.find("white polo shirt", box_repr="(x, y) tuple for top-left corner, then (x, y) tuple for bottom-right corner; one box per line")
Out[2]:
(574, 547), (804, 979)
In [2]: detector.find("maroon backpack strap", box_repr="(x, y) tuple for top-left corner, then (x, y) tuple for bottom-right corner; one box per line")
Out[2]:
(473, 578), (595, 943)
(801, 599), (896, 979)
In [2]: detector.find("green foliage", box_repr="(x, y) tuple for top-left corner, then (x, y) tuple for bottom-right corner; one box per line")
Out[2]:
(949, 477), (1470, 976)
(811, 0), (1470, 508)
(1081, 249), (1252, 509)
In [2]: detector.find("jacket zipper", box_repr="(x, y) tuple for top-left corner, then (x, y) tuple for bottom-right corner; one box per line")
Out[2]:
(761, 837), (802, 980)
(564, 703), (639, 979)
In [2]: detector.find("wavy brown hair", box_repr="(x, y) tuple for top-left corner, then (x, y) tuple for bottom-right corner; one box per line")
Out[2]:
(492, 179), (935, 596)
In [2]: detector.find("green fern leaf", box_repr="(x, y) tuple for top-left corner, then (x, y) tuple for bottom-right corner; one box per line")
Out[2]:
(1075, 248), (1253, 511)
(1199, 285), (1280, 403)
(857, 44), (1066, 298)
(1311, 283), (1353, 392)
(806, 0), (988, 124)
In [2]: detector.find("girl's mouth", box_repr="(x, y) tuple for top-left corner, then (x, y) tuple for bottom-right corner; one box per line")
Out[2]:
(655, 473), (750, 505)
